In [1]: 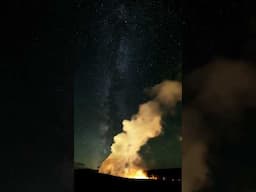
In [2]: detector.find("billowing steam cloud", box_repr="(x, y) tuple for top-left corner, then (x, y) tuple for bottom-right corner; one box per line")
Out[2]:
(183, 60), (256, 192)
(99, 80), (182, 178)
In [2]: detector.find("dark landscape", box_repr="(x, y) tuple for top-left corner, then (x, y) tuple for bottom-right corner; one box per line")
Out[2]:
(75, 168), (181, 192)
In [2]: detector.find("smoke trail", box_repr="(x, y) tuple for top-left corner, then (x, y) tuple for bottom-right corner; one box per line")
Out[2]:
(99, 80), (181, 178)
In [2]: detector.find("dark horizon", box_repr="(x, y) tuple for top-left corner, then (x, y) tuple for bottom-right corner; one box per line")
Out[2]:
(75, 167), (181, 192)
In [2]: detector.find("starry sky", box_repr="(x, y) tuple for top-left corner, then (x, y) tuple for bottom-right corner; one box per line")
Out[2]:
(74, 0), (183, 170)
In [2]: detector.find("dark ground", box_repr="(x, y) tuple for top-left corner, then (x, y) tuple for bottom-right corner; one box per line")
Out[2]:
(75, 168), (181, 192)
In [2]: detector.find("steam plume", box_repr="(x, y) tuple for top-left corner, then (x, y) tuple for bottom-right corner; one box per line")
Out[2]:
(99, 80), (181, 178)
(183, 60), (256, 192)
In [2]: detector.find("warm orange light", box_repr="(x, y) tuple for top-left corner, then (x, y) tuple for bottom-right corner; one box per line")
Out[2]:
(148, 175), (158, 180)
(127, 169), (148, 179)
(121, 168), (149, 179)
(124, 169), (160, 180)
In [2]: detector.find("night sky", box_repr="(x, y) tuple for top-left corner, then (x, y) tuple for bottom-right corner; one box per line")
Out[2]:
(74, 0), (182, 169)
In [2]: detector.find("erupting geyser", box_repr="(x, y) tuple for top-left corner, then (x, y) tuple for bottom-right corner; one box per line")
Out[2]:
(98, 80), (182, 179)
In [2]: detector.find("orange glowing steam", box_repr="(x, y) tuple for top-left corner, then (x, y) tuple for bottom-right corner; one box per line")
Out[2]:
(125, 169), (148, 179)
(99, 101), (161, 178)
(98, 81), (182, 179)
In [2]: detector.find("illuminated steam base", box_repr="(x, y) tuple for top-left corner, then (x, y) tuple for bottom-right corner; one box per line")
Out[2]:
(99, 81), (182, 179)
